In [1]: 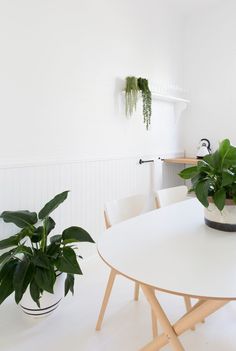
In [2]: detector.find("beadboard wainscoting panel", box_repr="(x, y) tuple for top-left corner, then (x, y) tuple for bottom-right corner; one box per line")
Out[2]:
(0, 157), (153, 257)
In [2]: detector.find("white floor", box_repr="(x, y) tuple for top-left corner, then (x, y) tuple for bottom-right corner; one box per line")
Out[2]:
(1, 255), (236, 351)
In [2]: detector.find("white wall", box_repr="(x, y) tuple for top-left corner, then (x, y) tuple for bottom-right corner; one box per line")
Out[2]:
(0, 0), (185, 162)
(183, 0), (236, 155)
(0, 0), (185, 252)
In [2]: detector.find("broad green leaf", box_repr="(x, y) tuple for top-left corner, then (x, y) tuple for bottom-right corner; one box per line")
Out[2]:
(201, 154), (215, 169)
(179, 166), (198, 180)
(222, 170), (235, 187)
(195, 180), (210, 208)
(65, 273), (74, 296)
(219, 139), (230, 158)
(62, 226), (94, 244)
(34, 266), (56, 293)
(223, 146), (236, 164)
(55, 247), (82, 274)
(213, 189), (226, 211)
(191, 173), (203, 188)
(46, 242), (61, 259)
(50, 235), (62, 244)
(13, 260), (34, 304)
(0, 250), (14, 266)
(0, 260), (17, 304)
(0, 235), (19, 250)
(44, 217), (55, 235)
(0, 210), (37, 228)
(211, 151), (221, 169)
(15, 245), (32, 256)
(31, 226), (43, 243)
(38, 191), (69, 220)
(32, 251), (50, 270)
(30, 279), (41, 308)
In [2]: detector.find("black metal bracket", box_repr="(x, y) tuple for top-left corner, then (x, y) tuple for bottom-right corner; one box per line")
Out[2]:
(139, 159), (154, 165)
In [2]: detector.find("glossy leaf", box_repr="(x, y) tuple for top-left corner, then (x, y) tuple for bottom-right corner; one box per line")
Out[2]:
(15, 245), (32, 256)
(46, 242), (61, 259)
(195, 181), (210, 208)
(0, 210), (37, 228)
(0, 260), (17, 304)
(222, 170), (235, 187)
(31, 226), (44, 243)
(30, 279), (41, 308)
(62, 227), (95, 244)
(38, 191), (69, 220)
(44, 217), (55, 235)
(13, 260), (34, 304)
(219, 139), (230, 158)
(50, 235), (62, 244)
(65, 273), (74, 296)
(0, 235), (19, 250)
(179, 166), (198, 180)
(34, 266), (55, 293)
(32, 252), (51, 270)
(55, 247), (82, 274)
(0, 250), (14, 266)
(213, 189), (226, 211)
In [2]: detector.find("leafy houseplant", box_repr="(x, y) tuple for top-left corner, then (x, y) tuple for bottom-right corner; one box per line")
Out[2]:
(0, 191), (94, 308)
(179, 139), (236, 231)
(125, 76), (152, 130)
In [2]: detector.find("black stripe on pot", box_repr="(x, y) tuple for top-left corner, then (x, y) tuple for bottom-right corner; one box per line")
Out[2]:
(22, 305), (59, 316)
(55, 271), (62, 277)
(205, 218), (236, 232)
(20, 298), (62, 312)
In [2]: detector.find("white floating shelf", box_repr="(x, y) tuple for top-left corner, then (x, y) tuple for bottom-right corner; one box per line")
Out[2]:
(151, 92), (190, 104)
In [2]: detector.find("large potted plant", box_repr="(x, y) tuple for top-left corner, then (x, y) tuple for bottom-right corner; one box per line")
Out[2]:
(0, 191), (94, 316)
(179, 139), (236, 232)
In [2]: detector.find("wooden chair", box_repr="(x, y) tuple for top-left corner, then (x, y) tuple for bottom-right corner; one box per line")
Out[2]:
(96, 194), (154, 332)
(155, 185), (188, 209)
(155, 185), (197, 329)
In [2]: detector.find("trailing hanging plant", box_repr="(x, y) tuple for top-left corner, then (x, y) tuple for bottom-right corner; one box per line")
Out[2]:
(125, 76), (139, 117)
(124, 76), (152, 130)
(137, 78), (152, 130)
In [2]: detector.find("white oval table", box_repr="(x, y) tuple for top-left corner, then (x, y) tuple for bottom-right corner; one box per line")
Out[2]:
(97, 199), (236, 351)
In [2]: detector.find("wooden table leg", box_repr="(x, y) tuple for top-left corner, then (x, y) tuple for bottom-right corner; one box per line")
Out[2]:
(140, 284), (229, 351)
(141, 285), (185, 351)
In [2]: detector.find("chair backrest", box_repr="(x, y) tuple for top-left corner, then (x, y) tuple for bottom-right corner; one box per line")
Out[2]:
(104, 194), (150, 229)
(155, 185), (188, 209)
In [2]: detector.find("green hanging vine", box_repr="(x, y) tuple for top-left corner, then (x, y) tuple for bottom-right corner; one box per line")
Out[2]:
(125, 76), (139, 117)
(137, 78), (152, 130)
(125, 76), (152, 130)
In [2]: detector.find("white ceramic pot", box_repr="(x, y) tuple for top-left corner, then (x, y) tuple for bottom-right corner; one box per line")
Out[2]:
(204, 198), (236, 232)
(20, 272), (65, 317)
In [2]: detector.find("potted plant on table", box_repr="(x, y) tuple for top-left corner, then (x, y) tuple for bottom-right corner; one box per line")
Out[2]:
(179, 139), (236, 232)
(0, 191), (94, 316)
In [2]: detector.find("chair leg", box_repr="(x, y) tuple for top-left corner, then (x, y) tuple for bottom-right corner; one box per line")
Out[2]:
(96, 268), (117, 331)
(134, 281), (140, 301)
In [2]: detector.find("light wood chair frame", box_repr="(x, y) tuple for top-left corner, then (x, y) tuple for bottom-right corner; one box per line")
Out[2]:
(96, 210), (141, 331)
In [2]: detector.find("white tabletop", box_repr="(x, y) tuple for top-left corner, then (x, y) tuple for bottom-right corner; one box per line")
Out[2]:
(98, 199), (236, 300)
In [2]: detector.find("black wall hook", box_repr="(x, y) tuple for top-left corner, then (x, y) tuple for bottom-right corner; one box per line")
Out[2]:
(139, 159), (154, 165)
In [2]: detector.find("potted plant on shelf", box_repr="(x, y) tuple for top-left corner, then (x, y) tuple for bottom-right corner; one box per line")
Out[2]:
(179, 139), (236, 232)
(125, 76), (152, 130)
(0, 191), (94, 316)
